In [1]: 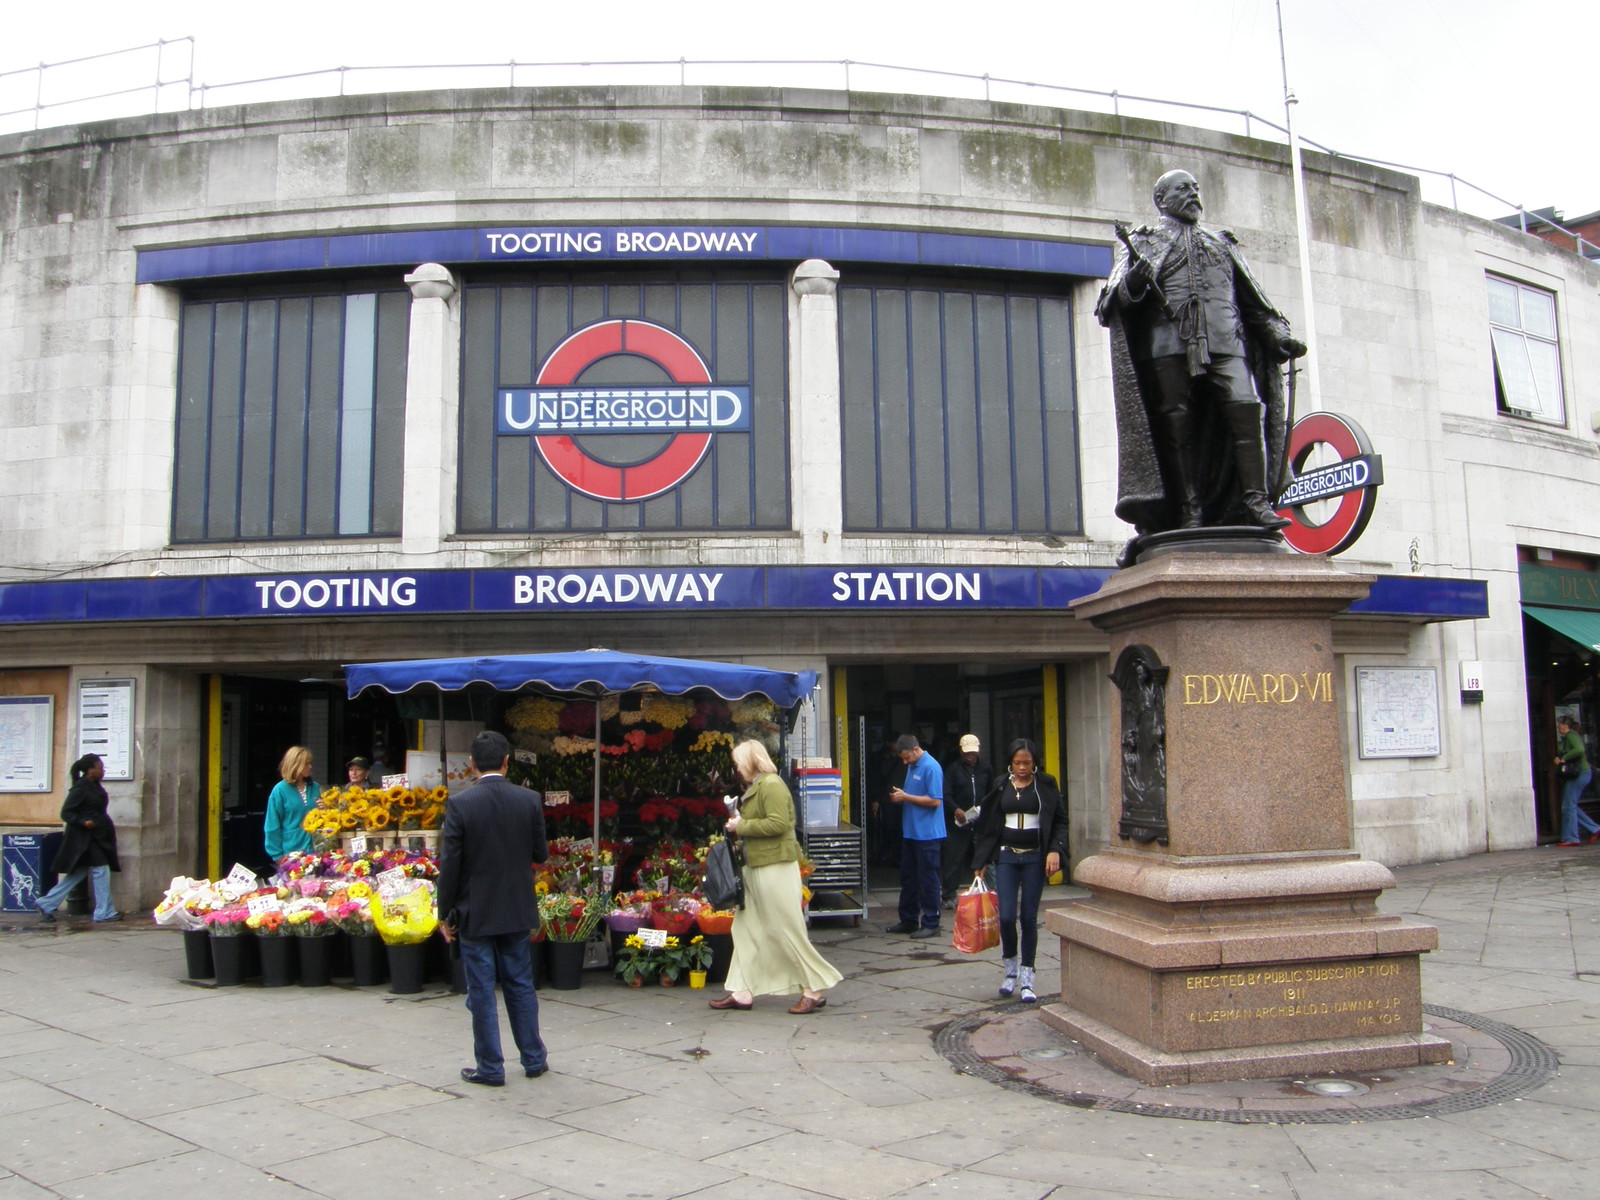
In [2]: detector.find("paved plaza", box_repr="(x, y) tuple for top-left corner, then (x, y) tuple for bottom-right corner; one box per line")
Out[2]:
(3, 846), (1599, 1200)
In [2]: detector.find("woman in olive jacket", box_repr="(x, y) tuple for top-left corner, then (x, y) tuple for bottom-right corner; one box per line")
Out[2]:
(33, 754), (122, 923)
(965, 738), (1067, 1003)
(708, 740), (842, 1014)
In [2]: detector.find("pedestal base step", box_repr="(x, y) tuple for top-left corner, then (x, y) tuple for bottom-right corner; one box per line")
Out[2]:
(1040, 1002), (1454, 1086)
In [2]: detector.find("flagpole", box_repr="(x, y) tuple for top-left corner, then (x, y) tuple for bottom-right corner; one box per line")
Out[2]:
(1276, 0), (1321, 413)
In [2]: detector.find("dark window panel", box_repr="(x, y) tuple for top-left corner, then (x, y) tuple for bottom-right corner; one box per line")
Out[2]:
(457, 286), (498, 531)
(370, 291), (410, 535)
(1008, 298), (1048, 532)
(303, 295), (343, 537)
(875, 292), (913, 529)
(238, 300), (278, 538)
(973, 294), (1014, 533)
(751, 283), (790, 527)
(172, 303), (214, 541)
(272, 298), (310, 537)
(908, 289), (947, 528)
(204, 301), (245, 540)
(943, 292), (981, 529)
(839, 288), (880, 529)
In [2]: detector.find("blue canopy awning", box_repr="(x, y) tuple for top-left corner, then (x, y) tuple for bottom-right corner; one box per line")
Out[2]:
(344, 647), (817, 706)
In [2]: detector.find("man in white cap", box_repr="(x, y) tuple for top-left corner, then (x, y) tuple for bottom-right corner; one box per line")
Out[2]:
(942, 734), (993, 907)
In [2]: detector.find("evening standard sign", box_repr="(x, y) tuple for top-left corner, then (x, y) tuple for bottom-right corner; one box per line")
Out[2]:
(482, 227), (764, 260)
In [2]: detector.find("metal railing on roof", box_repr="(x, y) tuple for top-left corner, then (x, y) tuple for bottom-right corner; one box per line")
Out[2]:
(2, 42), (1594, 260)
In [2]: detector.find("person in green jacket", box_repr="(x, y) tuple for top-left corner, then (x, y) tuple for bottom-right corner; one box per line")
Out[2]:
(264, 745), (322, 867)
(1555, 715), (1595, 846)
(708, 740), (842, 1014)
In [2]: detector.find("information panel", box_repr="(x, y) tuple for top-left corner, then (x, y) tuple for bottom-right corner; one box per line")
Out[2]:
(0, 696), (54, 792)
(1355, 667), (1441, 759)
(78, 679), (135, 781)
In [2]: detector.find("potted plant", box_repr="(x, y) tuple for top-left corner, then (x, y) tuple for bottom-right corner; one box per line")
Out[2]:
(682, 934), (713, 989)
(614, 934), (662, 987)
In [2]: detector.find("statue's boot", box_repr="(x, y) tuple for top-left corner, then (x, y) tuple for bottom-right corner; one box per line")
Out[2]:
(1227, 403), (1291, 530)
(1156, 403), (1204, 528)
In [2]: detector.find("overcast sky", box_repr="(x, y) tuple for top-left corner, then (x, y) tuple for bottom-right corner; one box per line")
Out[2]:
(5, 0), (1592, 223)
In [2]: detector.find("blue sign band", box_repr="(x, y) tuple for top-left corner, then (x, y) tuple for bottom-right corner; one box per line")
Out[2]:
(0, 568), (1488, 624)
(137, 225), (1114, 284)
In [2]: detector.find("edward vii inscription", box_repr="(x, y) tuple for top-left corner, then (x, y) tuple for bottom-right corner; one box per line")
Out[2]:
(1165, 957), (1422, 1052)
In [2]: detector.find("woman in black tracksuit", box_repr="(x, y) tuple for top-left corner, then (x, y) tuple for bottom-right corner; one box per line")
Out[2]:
(966, 738), (1067, 1003)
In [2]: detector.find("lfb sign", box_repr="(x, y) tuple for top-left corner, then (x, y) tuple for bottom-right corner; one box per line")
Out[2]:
(497, 319), (752, 502)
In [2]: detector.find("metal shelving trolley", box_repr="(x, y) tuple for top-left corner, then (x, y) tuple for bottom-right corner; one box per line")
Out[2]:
(790, 701), (867, 925)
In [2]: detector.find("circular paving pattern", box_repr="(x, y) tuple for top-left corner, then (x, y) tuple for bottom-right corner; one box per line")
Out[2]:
(936, 999), (1559, 1124)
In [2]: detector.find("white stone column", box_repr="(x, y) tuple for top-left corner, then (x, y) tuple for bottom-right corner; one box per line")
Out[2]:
(789, 259), (843, 560)
(401, 263), (461, 556)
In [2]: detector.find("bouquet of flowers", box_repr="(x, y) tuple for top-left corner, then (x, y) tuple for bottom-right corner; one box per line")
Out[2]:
(285, 897), (335, 936)
(539, 891), (605, 942)
(154, 877), (224, 931)
(370, 879), (438, 945)
(202, 906), (250, 936)
(245, 908), (289, 937)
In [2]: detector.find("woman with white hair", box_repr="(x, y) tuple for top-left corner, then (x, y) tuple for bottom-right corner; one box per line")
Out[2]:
(708, 739), (842, 1013)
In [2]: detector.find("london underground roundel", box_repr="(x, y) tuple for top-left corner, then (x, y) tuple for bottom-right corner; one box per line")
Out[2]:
(1275, 412), (1384, 556)
(495, 319), (752, 502)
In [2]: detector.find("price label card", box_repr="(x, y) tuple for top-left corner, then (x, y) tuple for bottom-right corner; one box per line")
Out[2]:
(651, 875), (669, 894)
(600, 866), (615, 890)
(348, 836), (368, 856)
(246, 894), (282, 918)
(225, 862), (258, 891)
(376, 867), (408, 892)
(545, 791), (570, 807)
(380, 773), (410, 789)
(636, 927), (668, 948)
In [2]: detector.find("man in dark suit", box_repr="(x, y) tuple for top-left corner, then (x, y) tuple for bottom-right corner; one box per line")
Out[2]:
(436, 730), (550, 1087)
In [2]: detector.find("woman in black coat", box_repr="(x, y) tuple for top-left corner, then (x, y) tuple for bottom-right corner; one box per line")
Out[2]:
(33, 754), (122, 923)
(965, 738), (1067, 1003)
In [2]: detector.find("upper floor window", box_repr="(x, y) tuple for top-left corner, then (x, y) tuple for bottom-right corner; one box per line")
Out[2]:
(1487, 275), (1564, 425)
(839, 280), (1081, 535)
(173, 288), (410, 542)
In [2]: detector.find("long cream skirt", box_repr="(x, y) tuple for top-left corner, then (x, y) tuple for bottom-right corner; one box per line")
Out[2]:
(724, 859), (843, 998)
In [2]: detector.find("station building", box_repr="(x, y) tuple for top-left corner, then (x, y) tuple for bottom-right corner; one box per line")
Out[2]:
(2, 85), (1598, 909)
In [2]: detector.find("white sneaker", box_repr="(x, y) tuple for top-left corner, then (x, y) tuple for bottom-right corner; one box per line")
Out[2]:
(1018, 966), (1036, 1003)
(998, 956), (1018, 998)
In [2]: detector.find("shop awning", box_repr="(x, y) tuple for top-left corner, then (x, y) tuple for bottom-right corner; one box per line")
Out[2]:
(343, 647), (817, 705)
(1525, 606), (1600, 653)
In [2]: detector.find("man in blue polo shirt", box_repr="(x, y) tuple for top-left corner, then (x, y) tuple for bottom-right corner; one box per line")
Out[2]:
(884, 734), (945, 939)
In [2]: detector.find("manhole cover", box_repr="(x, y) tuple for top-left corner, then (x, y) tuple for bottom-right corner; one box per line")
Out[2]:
(1297, 1078), (1370, 1097)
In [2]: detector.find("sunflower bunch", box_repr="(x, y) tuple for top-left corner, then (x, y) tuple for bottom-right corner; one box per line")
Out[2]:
(301, 785), (448, 840)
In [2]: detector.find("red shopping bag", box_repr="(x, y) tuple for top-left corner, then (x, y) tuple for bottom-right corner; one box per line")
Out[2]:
(953, 879), (999, 954)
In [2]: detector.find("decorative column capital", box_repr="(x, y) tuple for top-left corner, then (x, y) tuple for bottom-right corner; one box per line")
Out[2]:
(791, 258), (839, 298)
(405, 262), (458, 302)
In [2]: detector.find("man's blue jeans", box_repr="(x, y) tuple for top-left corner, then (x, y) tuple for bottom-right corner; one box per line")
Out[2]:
(1560, 769), (1597, 843)
(898, 838), (944, 930)
(459, 931), (547, 1081)
(35, 863), (117, 921)
(995, 850), (1045, 967)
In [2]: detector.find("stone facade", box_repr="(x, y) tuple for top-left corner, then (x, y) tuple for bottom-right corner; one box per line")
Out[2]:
(3, 86), (1598, 907)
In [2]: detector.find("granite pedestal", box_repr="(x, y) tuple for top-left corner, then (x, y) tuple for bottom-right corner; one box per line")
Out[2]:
(1043, 551), (1449, 1084)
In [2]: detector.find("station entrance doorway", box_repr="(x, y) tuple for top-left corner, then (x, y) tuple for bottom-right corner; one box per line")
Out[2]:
(841, 663), (1053, 866)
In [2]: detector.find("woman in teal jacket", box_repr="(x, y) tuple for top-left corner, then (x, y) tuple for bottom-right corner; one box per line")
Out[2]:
(264, 745), (322, 866)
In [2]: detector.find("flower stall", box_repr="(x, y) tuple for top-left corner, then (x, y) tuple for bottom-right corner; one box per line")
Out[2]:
(156, 650), (817, 994)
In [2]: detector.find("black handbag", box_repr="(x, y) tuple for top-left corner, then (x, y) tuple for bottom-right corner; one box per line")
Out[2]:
(1560, 760), (1582, 781)
(703, 837), (745, 910)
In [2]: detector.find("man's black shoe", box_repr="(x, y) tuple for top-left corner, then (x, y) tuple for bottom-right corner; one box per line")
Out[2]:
(908, 927), (940, 940)
(459, 1068), (504, 1087)
(525, 1065), (547, 1078)
(884, 922), (916, 934)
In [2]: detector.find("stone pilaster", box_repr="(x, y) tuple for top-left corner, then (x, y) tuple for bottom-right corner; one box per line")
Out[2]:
(401, 263), (461, 556)
(789, 259), (843, 560)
